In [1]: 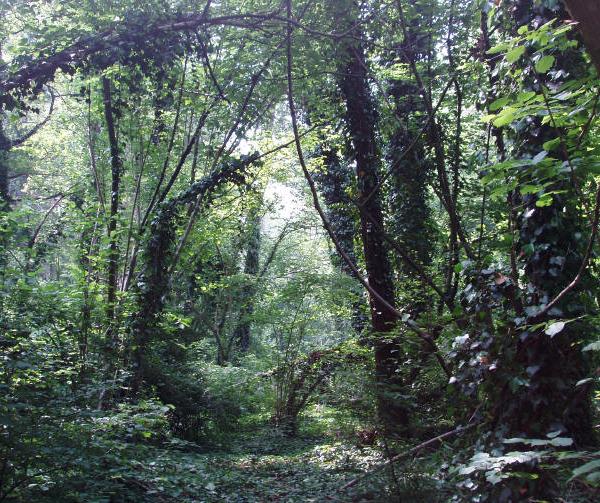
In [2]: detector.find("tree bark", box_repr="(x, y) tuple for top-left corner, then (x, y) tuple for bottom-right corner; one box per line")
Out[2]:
(332, 1), (406, 431)
(563, 0), (600, 73)
(102, 77), (122, 328)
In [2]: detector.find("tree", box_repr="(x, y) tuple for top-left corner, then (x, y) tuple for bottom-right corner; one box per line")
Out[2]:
(329, 0), (406, 430)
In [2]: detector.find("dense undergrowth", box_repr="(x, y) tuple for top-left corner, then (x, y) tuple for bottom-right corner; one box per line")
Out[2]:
(2, 294), (597, 502)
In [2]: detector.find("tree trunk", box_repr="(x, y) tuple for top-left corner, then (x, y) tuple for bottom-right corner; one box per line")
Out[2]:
(333, 1), (406, 431)
(234, 210), (261, 352)
(387, 29), (434, 315)
(563, 0), (600, 73)
(102, 77), (122, 329)
(0, 121), (11, 210)
(497, 0), (594, 447)
(317, 147), (367, 333)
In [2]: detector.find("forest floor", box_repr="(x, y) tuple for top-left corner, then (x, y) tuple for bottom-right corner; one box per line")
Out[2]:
(108, 408), (445, 503)
(123, 424), (386, 502)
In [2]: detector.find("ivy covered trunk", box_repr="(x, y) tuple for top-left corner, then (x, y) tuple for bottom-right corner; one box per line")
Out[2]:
(333, 0), (406, 432)
(497, 0), (594, 447)
(0, 123), (11, 324)
(386, 11), (434, 315)
(102, 77), (122, 341)
(0, 126), (9, 209)
(234, 209), (261, 352)
(317, 147), (366, 334)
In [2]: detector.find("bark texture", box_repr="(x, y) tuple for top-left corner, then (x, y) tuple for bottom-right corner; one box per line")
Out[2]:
(332, 0), (406, 430)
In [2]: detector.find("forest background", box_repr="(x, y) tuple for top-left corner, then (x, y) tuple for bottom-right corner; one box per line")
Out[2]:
(1, 0), (600, 501)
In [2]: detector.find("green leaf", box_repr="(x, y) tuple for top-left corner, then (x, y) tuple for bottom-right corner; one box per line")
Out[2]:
(532, 150), (548, 164)
(493, 107), (517, 127)
(489, 97), (509, 112)
(571, 459), (600, 479)
(506, 45), (526, 63)
(535, 55), (555, 73)
(516, 90), (536, 103)
(543, 138), (561, 152)
(550, 437), (574, 447)
(508, 471), (539, 480)
(536, 195), (553, 207)
(520, 184), (540, 195)
(487, 42), (511, 55)
(555, 90), (573, 101)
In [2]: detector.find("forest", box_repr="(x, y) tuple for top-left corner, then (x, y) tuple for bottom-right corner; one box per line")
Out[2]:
(1, 0), (600, 501)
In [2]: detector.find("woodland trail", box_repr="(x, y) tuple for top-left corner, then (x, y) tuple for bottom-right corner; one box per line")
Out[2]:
(104, 408), (454, 503)
(122, 424), (388, 503)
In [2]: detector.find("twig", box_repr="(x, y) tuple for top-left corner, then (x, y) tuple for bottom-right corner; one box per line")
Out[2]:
(531, 181), (600, 321)
(27, 193), (65, 248)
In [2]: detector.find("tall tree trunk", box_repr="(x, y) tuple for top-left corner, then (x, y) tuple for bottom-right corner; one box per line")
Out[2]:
(234, 209), (261, 352)
(387, 30), (434, 315)
(0, 126), (9, 210)
(332, 0), (406, 431)
(0, 124), (10, 319)
(102, 77), (122, 330)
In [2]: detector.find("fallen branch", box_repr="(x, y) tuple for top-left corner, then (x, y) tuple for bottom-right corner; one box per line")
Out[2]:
(336, 422), (477, 493)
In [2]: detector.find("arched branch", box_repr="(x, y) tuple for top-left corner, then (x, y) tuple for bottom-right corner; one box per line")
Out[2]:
(0, 89), (55, 150)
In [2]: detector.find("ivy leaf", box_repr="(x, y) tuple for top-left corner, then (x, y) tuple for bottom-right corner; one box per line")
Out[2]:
(583, 341), (600, 351)
(506, 45), (526, 63)
(545, 321), (565, 337)
(535, 55), (555, 73)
